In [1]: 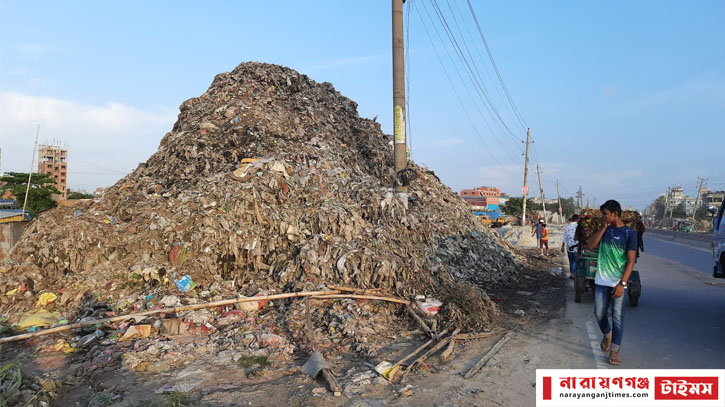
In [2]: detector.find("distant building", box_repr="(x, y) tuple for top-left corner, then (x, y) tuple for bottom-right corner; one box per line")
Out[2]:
(459, 186), (502, 211)
(704, 191), (725, 210)
(38, 144), (68, 199)
(94, 188), (105, 198)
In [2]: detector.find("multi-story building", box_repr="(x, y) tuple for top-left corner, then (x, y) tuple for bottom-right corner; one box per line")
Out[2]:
(704, 191), (725, 210)
(38, 144), (68, 199)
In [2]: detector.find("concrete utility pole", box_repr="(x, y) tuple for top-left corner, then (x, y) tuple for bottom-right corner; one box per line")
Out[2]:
(521, 128), (531, 226)
(576, 186), (583, 209)
(556, 179), (562, 224)
(392, 0), (407, 193)
(22, 124), (40, 216)
(691, 177), (707, 222)
(536, 164), (547, 222)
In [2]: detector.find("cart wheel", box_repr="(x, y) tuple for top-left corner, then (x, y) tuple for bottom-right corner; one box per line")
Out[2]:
(575, 275), (585, 303)
(629, 294), (639, 307)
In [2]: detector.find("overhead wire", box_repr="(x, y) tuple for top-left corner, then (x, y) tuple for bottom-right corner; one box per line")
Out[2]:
(446, 0), (525, 144)
(415, 2), (515, 175)
(466, 0), (528, 130)
(429, 0), (523, 150)
(421, 0), (522, 162)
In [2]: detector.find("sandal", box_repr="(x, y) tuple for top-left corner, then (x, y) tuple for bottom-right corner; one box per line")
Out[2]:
(608, 352), (621, 365)
(600, 336), (611, 352)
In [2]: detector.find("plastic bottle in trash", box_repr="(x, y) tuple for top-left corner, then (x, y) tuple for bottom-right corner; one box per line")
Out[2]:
(77, 329), (104, 348)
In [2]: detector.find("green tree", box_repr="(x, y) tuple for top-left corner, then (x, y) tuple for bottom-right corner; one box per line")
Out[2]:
(502, 197), (535, 216)
(671, 202), (686, 218)
(694, 204), (711, 221)
(652, 195), (667, 220)
(67, 191), (94, 199)
(0, 172), (60, 216)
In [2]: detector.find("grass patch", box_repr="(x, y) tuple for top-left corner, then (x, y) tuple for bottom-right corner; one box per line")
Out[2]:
(161, 392), (191, 407)
(92, 392), (115, 407)
(238, 355), (269, 368)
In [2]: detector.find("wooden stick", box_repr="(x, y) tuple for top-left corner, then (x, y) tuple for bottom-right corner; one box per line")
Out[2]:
(326, 285), (383, 296)
(441, 337), (456, 362)
(463, 331), (514, 379)
(406, 304), (434, 338)
(454, 332), (494, 341)
(406, 327), (460, 372)
(0, 290), (342, 344)
(390, 328), (449, 372)
(311, 294), (410, 305)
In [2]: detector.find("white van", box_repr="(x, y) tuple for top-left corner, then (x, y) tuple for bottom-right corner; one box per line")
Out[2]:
(713, 204), (725, 278)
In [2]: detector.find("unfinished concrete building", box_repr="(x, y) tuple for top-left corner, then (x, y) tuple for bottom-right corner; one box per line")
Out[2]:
(38, 143), (68, 199)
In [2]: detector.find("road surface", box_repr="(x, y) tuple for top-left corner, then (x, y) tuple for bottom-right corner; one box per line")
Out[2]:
(558, 234), (725, 369)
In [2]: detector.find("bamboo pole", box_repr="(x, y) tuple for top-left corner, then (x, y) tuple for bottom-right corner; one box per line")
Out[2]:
(311, 294), (410, 305)
(325, 285), (383, 296)
(463, 331), (514, 379)
(0, 290), (341, 344)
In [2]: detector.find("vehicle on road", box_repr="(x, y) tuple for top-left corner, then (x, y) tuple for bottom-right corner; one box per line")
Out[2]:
(711, 204), (725, 278)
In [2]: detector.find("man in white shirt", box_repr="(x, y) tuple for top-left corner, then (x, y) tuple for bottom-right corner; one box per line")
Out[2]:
(561, 214), (580, 279)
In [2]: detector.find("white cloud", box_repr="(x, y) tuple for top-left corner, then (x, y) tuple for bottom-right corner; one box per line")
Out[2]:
(0, 92), (177, 190)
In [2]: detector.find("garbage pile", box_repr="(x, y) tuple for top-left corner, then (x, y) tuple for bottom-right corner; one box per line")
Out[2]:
(1, 62), (519, 336)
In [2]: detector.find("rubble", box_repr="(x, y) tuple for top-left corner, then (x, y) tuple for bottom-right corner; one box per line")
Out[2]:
(0, 61), (522, 404)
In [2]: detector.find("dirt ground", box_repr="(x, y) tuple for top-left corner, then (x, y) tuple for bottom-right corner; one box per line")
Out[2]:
(1, 248), (569, 407)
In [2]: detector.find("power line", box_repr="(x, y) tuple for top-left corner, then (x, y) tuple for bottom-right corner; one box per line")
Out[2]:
(466, 0), (528, 130)
(415, 3), (515, 175)
(438, 0), (523, 147)
(427, 0), (524, 155)
(418, 0), (521, 163)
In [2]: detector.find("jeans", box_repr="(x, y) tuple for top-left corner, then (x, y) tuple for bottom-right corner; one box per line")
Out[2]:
(594, 284), (627, 353)
(567, 251), (578, 276)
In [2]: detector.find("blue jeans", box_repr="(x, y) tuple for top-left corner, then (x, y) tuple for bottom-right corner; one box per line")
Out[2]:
(594, 284), (627, 353)
(567, 251), (578, 275)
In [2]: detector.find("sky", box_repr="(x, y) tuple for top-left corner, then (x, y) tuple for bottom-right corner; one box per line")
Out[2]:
(1, 1), (724, 210)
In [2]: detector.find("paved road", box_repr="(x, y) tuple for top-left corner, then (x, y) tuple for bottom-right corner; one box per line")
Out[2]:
(643, 235), (714, 276)
(560, 238), (725, 369)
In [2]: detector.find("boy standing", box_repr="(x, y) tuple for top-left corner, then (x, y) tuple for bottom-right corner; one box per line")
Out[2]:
(585, 200), (637, 365)
(539, 223), (549, 255)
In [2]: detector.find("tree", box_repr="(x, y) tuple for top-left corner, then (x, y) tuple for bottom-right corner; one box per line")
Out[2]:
(67, 191), (94, 200)
(652, 195), (666, 220)
(694, 204), (711, 221)
(671, 202), (686, 218)
(0, 172), (60, 216)
(501, 197), (535, 216)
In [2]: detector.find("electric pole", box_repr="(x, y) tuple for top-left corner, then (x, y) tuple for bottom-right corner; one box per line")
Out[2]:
(576, 186), (582, 209)
(392, 0), (407, 193)
(23, 124), (40, 216)
(556, 179), (562, 224)
(536, 164), (547, 222)
(691, 177), (707, 222)
(521, 128), (531, 226)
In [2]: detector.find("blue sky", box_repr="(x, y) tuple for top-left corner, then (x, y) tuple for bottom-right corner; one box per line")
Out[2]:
(1, 1), (724, 209)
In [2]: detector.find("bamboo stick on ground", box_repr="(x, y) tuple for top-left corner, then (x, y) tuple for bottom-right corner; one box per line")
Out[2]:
(311, 294), (410, 305)
(463, 331), (514, 379)
(325, 285), (384, 296)
(441, 337), (456, 362)
(405, 327), (461, 373)
(390, 328), (449, 373)
(0, 290), (346, 344)
(406, 304), (434, 338)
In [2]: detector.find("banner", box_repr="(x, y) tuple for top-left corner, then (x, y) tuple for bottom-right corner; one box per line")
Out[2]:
(536, 369), (725, 406)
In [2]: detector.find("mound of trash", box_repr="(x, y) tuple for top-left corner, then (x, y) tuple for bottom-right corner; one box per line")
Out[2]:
(1, 62), (518, 330)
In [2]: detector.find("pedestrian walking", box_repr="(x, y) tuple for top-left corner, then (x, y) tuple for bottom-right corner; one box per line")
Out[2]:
(531, 218), (544, 248)
(561, 214), (580, 279)
(539, 223), (549, 255)
(585, 200), (637, 365)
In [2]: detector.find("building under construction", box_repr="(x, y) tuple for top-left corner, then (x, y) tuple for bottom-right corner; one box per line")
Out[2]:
(38, 143), (68, 199)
